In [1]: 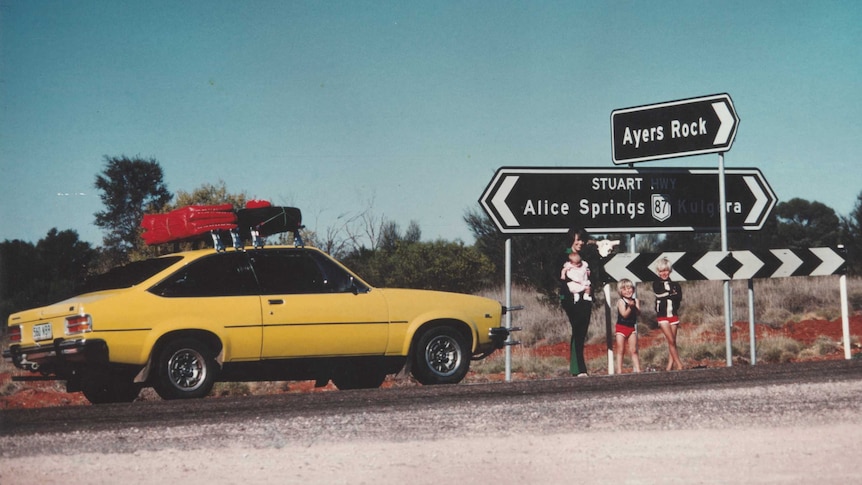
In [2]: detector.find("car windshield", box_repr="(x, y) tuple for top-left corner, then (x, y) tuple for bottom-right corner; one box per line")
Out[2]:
(80, 256), (183, 293)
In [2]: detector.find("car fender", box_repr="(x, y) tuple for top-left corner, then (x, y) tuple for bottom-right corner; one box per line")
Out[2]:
(395, 310), (480, 357)
(134, 326), (227, 384)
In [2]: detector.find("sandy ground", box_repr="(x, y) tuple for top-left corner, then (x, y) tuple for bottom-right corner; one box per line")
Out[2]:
(3, 423), (859, 485)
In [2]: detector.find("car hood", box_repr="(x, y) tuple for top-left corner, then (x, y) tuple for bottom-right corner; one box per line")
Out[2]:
(373, 288), (502, 319)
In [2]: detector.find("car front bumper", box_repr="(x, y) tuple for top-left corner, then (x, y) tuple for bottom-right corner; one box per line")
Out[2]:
(488, 326), (511, 348)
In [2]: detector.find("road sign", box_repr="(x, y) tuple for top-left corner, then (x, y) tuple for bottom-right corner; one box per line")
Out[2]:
(603, 248), (846, 282)
(611, 93), (740, 164)
(478, 167), (776, 234)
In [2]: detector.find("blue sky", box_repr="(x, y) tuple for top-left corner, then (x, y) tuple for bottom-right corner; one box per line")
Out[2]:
(1, 0), (860, 247)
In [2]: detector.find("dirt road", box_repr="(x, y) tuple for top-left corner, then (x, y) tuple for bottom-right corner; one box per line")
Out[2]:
(2, 360), (861, 484)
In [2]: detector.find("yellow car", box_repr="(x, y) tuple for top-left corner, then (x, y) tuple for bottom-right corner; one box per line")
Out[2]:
(4, 246), (509, 404)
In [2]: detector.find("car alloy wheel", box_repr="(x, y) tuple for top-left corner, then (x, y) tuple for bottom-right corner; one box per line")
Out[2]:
(412, 326), (470, 385)
(167, 347), (207, 392)
(154, 338), (218, 400)
(425, 334), (462, 377)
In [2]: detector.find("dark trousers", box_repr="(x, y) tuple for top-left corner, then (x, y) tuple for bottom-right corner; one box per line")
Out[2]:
(563, 298), (592, 375)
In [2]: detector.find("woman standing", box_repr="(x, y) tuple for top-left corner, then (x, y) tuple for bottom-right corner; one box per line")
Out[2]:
(560, 228), (603, 376)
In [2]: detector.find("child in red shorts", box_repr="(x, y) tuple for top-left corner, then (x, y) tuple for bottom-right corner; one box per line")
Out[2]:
(614, 279), (641, 374)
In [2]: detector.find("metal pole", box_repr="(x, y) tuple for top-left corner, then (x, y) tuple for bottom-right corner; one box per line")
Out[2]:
(719, 153), (733, 366)
(748, 279), (756, 365)
(605, 283), (614, 376)
(505, 238), (513, 381)
(840, 273), (851, 360)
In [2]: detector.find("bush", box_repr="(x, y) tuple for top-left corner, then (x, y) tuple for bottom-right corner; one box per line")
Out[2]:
(343, 240), (493, 294)
(471, 349), (569, 377)
(758, 336), (802, 363)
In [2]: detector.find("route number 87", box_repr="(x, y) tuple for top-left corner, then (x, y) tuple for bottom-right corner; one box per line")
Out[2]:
(651, 194), (671, 222)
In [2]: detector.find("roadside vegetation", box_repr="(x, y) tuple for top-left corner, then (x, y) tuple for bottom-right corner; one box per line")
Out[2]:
(471, 276), (862, 376)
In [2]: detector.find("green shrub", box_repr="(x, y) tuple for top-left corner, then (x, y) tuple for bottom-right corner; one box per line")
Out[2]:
(758, 336), (802, 363)
(684, 341), (729, 361)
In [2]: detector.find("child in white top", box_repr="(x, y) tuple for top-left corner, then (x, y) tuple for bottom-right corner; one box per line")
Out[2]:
(561, 251), (592, 302)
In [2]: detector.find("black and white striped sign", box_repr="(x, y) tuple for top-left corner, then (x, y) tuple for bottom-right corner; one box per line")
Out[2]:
(603, 247), (846, 282)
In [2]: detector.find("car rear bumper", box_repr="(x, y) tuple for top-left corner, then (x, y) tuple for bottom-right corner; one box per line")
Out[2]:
(3, 338), (109, 372)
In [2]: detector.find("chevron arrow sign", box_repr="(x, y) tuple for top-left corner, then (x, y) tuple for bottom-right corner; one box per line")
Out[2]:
(479, 166), (776, 234)
(603, 248), (846, 282)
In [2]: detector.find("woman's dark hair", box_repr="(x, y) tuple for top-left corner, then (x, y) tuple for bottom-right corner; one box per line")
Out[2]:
(567, 227), (590, 244)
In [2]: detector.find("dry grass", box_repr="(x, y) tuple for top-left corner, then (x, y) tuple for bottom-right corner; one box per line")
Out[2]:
(476, 276), (862, 375)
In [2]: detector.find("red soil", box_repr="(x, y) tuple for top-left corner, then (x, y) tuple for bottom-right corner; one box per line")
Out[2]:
(3, 315), (860, 410)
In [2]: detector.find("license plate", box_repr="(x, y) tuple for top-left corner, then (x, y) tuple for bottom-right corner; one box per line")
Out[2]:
(33, 323), (53, 341)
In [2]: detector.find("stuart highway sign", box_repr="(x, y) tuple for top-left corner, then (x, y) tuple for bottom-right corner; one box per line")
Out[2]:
(479, 167), (776, 234)
(611, 93), (740, 164)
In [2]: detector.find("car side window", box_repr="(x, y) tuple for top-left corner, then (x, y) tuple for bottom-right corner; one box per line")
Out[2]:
(150, 253), (258, 297)
(251, 251), (326, 295)
(308, 251), (368, 293)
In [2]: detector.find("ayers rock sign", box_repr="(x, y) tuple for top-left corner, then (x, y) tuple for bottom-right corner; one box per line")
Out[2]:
(611, 93), (740, 164)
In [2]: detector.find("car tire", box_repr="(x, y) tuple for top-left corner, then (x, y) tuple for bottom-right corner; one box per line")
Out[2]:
(153, 338), (218, 400)
(411, 326), (470, 385)
(331, 359), (388, 390)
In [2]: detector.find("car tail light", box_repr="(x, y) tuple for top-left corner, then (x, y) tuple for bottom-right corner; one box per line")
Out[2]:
(8, 325), (22, 343)
(65, 315), (93, 335)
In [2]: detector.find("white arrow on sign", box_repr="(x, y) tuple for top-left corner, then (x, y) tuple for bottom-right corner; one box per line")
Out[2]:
(712, 101), (735, 145)
(692, 251), (731, 280)
(809, 247), (847, 276)
(731, 250), (766, 280)
(743, 175), (769, 225)
(603, 253), (642, 283)
(490, 175), (520, 227)
(770, 249), (804, 277)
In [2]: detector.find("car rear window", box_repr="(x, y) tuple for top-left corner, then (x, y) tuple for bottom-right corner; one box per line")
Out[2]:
(81, 256), (183, 293)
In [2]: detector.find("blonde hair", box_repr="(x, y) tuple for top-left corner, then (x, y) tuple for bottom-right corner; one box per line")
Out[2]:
(616, 278), (634, 295)
(655, 257), (673, 272)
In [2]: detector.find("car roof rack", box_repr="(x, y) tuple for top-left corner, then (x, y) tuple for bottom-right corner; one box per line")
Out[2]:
(141, 202), (303, 252)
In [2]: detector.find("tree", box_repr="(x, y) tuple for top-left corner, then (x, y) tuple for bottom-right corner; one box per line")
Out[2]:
(385, 240), (494, 293)
(840, 190), (862, 276)
(657, 198), (840, 252)
(35, 228), (98, 301)
(94, 155), (172, 263)
(1, 229), (96, 334)
(771, 198), (840, 248)
(658, 232), (720, 252)
(166, 180), (248, 209)
(378, 220), (421, 253)
(464, 206), (569, 298)
(341, 220), (491, 293)
(0, 239), (39, 330)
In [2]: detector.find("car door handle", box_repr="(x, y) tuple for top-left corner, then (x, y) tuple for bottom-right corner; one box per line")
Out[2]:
(268, 299), (284, 305)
